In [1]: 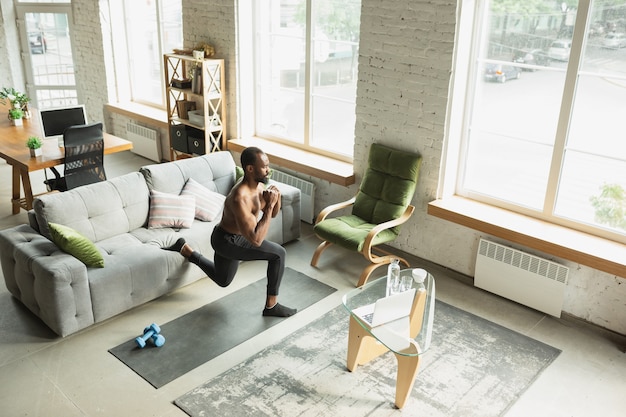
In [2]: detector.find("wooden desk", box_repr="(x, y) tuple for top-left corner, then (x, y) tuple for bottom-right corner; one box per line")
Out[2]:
(0, 109), (133, 214)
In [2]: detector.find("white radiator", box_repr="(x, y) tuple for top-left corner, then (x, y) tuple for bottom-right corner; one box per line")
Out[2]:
(474, 238), (568, 317)
(271, 170), (315, 223)
(126, 123), (161, 162)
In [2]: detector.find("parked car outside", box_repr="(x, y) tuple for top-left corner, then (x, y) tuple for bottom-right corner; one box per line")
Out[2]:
(588, 21), (606, 37)
(28, 31), (46, 54)
(602, 32), (626, 49)
(513, 49), (550, 71)
(483, 63), (521, 83)
(548, 40), (571, 61)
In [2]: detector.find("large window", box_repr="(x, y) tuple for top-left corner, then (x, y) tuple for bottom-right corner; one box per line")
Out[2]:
(118, 0), (182, 107)
(16, 2), (77, 109)
(253, 0), (360, 161)
(455, 0), (626, 243)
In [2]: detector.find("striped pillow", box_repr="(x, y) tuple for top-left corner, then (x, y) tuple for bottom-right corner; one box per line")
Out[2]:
(180, 178), (226, 222)
(148, 190), (195, 229)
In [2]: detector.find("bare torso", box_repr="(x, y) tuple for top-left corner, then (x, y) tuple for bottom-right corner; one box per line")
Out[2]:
(219, 180), (266, 236)
(218, 150), (280, 246)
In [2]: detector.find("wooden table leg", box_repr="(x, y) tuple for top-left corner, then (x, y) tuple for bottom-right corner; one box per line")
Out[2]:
(10, 165), (34, 213)
(346, 315), (389, 372)
(346, 316), (422, 409)
(393, 340), (421, 409)
(20, 167), (34, 210)
(11, 165), (21, 214)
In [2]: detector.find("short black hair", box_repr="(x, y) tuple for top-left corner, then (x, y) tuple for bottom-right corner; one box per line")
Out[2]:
(241, 147), (263, 169)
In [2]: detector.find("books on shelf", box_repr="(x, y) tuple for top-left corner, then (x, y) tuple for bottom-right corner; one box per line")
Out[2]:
(176, 100), (196, 119)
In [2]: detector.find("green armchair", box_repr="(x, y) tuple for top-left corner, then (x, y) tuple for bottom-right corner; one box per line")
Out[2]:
(311, 143), (422, 287)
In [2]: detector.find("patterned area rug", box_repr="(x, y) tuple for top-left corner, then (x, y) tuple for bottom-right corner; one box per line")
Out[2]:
(175, 300), (561, 417)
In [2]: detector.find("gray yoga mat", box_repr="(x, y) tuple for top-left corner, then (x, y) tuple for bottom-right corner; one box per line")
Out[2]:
(108, 267), (336, 388)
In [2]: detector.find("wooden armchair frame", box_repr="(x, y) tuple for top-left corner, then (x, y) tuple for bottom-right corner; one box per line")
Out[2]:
(311, 196), (415, 287)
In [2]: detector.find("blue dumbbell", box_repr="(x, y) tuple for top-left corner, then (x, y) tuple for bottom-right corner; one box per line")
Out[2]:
(150, 332), (166, 347)
(145, 323), (165, 347)
(135, 323), (165, 348)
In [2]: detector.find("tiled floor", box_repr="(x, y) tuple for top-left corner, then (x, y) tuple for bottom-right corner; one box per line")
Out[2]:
(0, 151), (624, 416)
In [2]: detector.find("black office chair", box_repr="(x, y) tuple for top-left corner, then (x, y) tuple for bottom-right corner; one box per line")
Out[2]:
(45, 122), (107, 192)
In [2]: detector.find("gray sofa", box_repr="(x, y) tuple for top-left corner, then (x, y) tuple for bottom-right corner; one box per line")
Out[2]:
(0, 151), (301, 337)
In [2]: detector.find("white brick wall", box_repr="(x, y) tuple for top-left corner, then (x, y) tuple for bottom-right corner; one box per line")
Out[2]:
(0, 0), (25, 90)
(183, 0), (238, 138)
(354, 0), (455, 263)
(70, 0), (109, 123)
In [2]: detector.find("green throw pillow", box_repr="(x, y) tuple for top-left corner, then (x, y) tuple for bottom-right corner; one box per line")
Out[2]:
(48, 222), (105, 268)
(235, 166), (244, 182)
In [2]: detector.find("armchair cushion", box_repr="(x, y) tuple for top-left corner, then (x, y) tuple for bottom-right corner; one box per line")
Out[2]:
(313, 214), (398, 251)
(352, 143), (422, 232)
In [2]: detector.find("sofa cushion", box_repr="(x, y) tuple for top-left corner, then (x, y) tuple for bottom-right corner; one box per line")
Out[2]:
(33, 172), (150, 242)
(140, 151), (236, 196)
(148, 190), (195, 229)
(48, 222), (105, 267)
(180, 178), (226, 221)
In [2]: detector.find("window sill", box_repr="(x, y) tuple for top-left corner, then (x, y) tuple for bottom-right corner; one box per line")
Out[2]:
(228, 138), (355, 186)
(104, 102), (168, 128)
(428, 195), (626, 279)
(103, 104), (355, 186)
(104, 102), (356, 187)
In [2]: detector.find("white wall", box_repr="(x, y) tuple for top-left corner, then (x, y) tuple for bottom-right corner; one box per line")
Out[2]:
(184, 0), (238, 139)
(0, 0), (25, 93)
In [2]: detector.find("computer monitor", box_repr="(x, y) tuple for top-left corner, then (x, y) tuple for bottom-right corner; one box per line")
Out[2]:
(38, 105), (88, 144)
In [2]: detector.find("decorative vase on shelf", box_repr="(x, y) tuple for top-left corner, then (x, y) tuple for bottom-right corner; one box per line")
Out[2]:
(191, 65), (202, 94)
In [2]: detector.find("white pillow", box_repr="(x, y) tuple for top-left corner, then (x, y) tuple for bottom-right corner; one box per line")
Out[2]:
(180, 178), (226, 222)
(148, 190), (195, 229)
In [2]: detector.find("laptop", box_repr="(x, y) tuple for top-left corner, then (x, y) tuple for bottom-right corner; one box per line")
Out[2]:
(353, 288), (416, 328)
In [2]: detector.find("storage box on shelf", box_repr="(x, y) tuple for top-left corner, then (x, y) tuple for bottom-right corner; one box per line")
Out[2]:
(164, 53), (226, 160)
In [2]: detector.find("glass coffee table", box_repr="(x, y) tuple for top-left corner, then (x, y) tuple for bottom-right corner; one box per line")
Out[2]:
(342, 268), (435, 408)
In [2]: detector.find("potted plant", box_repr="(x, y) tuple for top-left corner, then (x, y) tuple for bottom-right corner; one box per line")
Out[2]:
(16, 93), (31, 119)
(9, 108), (24, 126)
(1, 87), (31, 119)
(26, 136), (43, 157)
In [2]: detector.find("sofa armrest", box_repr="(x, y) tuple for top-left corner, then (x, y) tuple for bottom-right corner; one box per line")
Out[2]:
(0, 225), (95, 337)
(27, 209), (39, 233)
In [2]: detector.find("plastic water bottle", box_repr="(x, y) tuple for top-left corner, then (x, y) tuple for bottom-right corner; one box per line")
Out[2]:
(387, 258), (401, 296)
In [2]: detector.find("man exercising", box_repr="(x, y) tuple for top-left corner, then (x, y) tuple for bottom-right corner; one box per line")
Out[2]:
(164, 147), (296, 317)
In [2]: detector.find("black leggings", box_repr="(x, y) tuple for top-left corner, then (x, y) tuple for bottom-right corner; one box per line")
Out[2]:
(188, 226), (286, 296)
